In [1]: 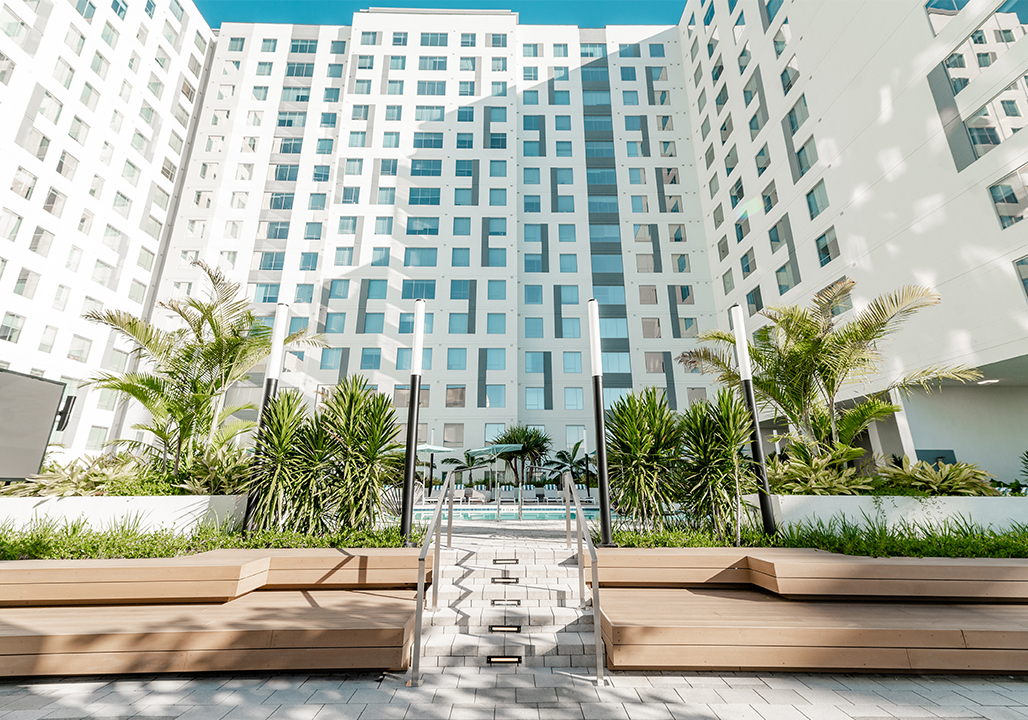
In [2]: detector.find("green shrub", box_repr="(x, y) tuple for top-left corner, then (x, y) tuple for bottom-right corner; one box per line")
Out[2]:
(0, 520), (415, 561)
(768, 445), (872, 496)
(608, 517), (1028, 558)
(874, 458), (997, 497)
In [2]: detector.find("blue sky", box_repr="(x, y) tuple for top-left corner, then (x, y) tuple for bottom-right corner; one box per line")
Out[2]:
(192, 0), (687, 29)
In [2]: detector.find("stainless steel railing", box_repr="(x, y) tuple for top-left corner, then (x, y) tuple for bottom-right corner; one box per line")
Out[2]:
(409, 462), (492, 687)
(562, 472), (605, 685)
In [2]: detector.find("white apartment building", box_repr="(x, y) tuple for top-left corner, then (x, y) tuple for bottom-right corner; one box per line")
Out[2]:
(683, 0), (1028, 481)
(5, 0), (1028, 481)
(156, 9), (717, 454)
(0, 0), (214, 457)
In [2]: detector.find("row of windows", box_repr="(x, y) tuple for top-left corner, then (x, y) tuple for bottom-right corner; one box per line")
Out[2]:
(227, 37), (346, 54)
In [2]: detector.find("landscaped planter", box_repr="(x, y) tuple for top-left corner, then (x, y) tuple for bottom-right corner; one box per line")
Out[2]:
(0, 495), (246, 534)
(744, 494), (1028, 532)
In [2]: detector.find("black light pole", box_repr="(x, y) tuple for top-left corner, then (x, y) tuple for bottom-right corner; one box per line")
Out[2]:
(587, 299), (614, 546)
(730, 304), (777, 536)
(243, 302), (289, 531)
(400, 299), (426, 542)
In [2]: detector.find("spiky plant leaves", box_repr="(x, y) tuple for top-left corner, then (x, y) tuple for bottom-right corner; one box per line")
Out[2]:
(680, 388), (757, 542)
(605, 388), (686, 531)
(676, 279), (981, 458)
(322, 375), (404, 529)
(248, 390), (308, 532)
(494, 425), (553, 488)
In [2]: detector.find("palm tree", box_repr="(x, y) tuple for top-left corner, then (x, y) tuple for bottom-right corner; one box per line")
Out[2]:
(605, 388), (686, 531)
(87, 261), (317, 474)
(441, 450), (479, 486)
(494, 425), (552, 489)
(678, 279), (980, 457)
(544, 441), (590, 485)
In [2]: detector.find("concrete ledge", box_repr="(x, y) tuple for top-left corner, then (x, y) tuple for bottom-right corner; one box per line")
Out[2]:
(0, 495), (246, 534)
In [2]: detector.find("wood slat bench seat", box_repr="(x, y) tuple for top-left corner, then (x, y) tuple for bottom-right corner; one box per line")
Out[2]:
(0, 548), (431, 606)
(0, 589), (417, 677)
(599, 587), (1028, 672)
(590, 548), (1028, 601)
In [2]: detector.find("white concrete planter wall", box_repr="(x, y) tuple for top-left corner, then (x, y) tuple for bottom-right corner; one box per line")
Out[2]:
(744, 494), (1028, 532)
(0, 495), (246, 534)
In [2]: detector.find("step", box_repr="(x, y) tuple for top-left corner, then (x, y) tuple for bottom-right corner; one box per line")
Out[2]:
(414, 654), (598, 668)
(421, 631), (598, 658)
(438, 564), (580, 579)
(426, 607), (594, 628)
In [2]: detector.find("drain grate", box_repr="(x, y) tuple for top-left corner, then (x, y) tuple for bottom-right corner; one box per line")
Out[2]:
(491, 577), (519, 584)
(493, 558), (519, 565)
(486, 655), (522, 665)
(491, 598), (521, 606)
(489, 625), (522, 633)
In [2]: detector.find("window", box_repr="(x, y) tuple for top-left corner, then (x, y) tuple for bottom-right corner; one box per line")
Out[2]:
(815, 227), (839, 266)
(401, 279), (435, 300)
(414, 132), (443, 149)
(447, 348), (467, 370)
(371, 248), (390, 266)
(489, 33), (507, 47)
(255, 283), (280, 303)
(387, 80), (404, 95)
(1003, 100), (1021, 117)
(485, 385), (505, 408)
(787, 94), (809, 135)
(806, 180), (829, 219)
(418, 80), (446, 96)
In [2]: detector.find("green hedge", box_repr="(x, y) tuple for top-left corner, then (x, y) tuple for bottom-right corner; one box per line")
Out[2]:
(0, 522), (418, 561)
(610, 518), (1028, 558)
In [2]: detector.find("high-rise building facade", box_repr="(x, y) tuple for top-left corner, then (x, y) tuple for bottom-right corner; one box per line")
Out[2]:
(4, 1), (1028, 480)
(0, 0), (214, 455)
(155, 9), (716, 453)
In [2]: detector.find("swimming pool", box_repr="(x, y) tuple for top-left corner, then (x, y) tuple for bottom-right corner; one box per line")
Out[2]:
(413, 506), (601, 521)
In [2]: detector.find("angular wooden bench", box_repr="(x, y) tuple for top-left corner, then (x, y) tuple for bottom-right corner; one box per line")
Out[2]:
(591, 548), (1028, 673)
(0, 548), (432, 606)
(0, 549), (431, 677)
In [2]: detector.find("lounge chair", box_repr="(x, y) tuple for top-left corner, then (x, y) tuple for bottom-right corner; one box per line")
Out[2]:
(544, 484), (562, 503)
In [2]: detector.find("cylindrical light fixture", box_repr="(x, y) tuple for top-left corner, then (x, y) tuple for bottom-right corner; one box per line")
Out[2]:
(260, 302), (290, 413)
(400, 299), (427, 541)
(587, 299), (614, 546)
(730, 304), (777, 536)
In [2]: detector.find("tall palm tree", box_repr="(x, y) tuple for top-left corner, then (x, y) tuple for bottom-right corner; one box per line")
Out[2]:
(441, 450), (479, 485)
(544, 441), (590, 484)
(494, 425), (552, 489)
(678, 279), (980, 456)
(88, 261), (317, 473)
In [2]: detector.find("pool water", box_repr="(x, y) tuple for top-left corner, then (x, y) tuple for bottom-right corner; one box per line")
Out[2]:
(413, 507), (601, 521)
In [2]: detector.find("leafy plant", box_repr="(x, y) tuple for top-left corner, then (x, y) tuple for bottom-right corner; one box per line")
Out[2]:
(544, 440), (591, 484)
(493, 425), (553, 489)
(768, 444), (872, 495)
(876, 457), (998, 497)
(0, 519), (416, 561)
(678, 280), (980, 458)
(87, 260), (317, 475)
(246, 376), (403, 533)
(0, 454), (177, 497)
(605, 388), (686, 531)
(680, 388), (757, 542)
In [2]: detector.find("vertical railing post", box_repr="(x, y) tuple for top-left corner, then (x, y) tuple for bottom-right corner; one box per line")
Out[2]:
(401, 299), (427, 542)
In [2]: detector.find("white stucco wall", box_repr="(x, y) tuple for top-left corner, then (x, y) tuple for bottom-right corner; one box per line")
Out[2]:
(903, 386), (1028, 483)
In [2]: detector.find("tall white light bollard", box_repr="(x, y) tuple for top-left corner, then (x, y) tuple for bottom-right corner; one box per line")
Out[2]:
(400, 299), (426, 541)
(587, 299), (614, 546)
(729, 305), (777, 536)
(261, 302), (290, 412)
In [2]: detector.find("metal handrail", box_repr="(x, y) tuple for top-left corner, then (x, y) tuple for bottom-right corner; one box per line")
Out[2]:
(410, 462), (492, 687)
(562, 472), (605, 685)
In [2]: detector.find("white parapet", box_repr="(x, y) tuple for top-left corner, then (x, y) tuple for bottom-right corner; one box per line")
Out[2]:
(0, 495), (246, 534)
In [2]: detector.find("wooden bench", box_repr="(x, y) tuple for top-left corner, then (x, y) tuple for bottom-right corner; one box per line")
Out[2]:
(0, 548), (431, 606)
(600, 586), (1028, 672)
(591, 548), (1028, 672)
(0, 549), (431, 677)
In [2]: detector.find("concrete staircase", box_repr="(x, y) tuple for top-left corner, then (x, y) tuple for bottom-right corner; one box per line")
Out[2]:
(420, 544), (601, 668)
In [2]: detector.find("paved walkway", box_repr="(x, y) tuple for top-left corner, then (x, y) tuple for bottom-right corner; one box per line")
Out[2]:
(2, 519), (1027, 720)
